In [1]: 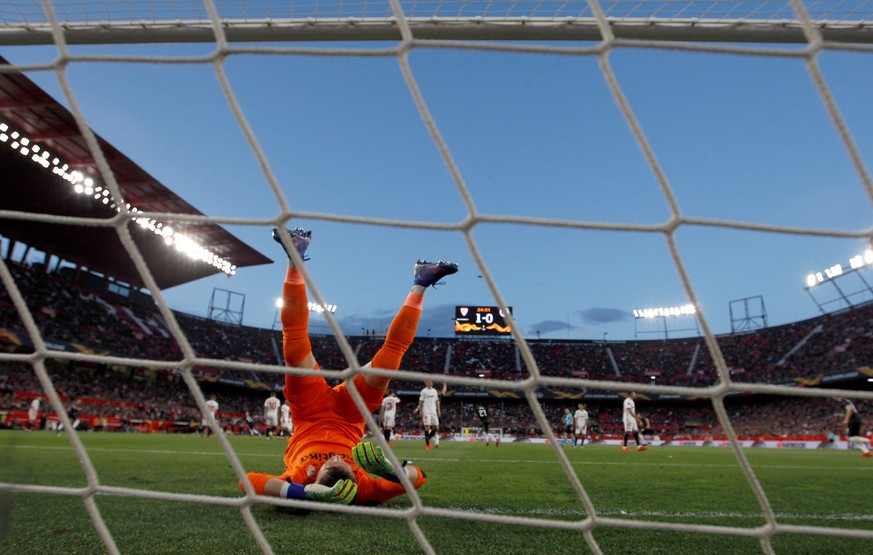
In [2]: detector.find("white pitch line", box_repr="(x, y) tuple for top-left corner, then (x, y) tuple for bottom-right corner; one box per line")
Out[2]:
(443, 506), (873, 522)
(416, 456), (873, 472)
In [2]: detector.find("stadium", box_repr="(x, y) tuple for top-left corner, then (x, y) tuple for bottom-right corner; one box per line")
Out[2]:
(3, 1), (873, 554)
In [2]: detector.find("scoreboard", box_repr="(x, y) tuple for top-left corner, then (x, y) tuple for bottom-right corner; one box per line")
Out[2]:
(454, 305), (513, 336)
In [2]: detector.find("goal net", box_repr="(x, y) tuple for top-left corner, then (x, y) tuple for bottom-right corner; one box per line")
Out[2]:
(2, 1), (873, 554)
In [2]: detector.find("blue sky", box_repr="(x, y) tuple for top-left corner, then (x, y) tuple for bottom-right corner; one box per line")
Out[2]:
(3, 38), (873, 341)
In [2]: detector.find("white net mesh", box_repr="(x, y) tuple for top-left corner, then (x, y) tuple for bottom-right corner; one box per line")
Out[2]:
(2, 1), (873, 554)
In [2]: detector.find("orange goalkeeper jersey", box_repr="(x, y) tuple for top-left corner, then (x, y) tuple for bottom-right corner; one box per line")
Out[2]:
(279, 371), (425, 505)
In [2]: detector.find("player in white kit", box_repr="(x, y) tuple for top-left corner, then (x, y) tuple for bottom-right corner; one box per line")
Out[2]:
(622, 393), (646, 452)
(380, 390), (400, 445)
(264, 392), (282, 438)
(415, 381), (441, 450)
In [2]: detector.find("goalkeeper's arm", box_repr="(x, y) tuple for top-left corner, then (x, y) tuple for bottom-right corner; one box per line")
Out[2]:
(241, 473), (357, 504)
(284, 480), (357, 504)
(352, 441), (423, 485)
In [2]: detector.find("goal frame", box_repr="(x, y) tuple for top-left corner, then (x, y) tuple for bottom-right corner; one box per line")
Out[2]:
(3, 17), (873, 46)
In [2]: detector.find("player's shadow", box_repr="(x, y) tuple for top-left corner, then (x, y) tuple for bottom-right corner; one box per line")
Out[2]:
(273, 506), (314, 517)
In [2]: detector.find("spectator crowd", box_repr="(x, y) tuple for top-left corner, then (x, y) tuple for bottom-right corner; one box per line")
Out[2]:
(1, 260), (871, 440)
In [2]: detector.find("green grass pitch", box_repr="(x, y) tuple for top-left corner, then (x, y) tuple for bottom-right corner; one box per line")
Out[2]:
(1, 431), (871, 554)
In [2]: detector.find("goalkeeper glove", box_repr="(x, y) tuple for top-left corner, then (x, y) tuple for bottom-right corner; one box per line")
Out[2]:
(296, 479), (357, 504)
(352, 441), (396, 479)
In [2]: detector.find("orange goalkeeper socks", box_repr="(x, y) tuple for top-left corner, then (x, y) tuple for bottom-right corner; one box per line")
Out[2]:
(281, 276), (311, 366)
(370, 300), (421, 381)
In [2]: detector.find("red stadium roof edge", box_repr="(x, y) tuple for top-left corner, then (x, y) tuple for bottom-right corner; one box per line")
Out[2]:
(0, 55), (272, 290)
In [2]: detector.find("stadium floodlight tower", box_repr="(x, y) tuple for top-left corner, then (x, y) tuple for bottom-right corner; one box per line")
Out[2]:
(804, 247), (873, 314)
(208, 287), (245, 326)
(271, 298), (283, 331)
(729, 295), (768, 334)
(632, 304), (698, 340)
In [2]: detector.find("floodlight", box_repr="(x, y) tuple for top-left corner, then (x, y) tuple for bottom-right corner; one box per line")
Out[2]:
(824, 264), (842, 278)
(2, 119), (239, 277)
(633, 304), (695, 319)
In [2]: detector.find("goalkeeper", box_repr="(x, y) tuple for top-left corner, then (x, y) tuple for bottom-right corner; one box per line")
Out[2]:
(240, 227), (458, 505)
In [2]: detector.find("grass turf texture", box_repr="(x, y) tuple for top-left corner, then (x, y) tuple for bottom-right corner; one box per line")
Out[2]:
(0, 431), (871, 554)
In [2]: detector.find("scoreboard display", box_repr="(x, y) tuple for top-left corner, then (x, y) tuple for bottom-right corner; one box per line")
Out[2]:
(454, 305), (513, 336)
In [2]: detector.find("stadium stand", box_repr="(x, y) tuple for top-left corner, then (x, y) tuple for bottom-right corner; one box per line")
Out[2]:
(2, 256), (871, 441)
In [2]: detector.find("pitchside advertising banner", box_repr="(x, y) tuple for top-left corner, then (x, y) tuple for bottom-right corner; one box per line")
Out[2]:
(454, 305), (513, 336)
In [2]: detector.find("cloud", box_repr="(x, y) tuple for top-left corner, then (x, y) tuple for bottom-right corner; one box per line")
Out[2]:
(337, 304), (457, 337)
(527, 320), (576, 335)
(417, 304), (457, 336)
(578, 307), (630, 325)
(334, 309), (393, 335)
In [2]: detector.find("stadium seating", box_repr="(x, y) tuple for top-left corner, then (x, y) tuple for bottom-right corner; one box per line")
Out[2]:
(1, 259), (871, 439)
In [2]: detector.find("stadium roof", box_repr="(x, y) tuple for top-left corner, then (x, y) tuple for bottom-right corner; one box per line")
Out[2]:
(0, 56), (272, 290)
